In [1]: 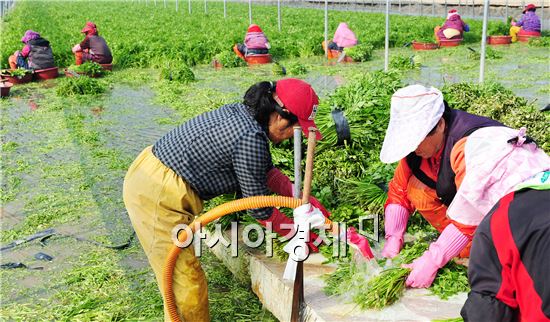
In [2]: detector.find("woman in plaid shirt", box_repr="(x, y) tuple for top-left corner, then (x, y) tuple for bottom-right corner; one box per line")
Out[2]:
(123, 78), (332, 321)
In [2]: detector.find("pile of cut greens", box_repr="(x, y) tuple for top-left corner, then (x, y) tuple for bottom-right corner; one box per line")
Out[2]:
(56, 76), (107, 97)
(68, 61), (105, 77)
(160, 61), (195, 83)
(324, 241), (469, 310)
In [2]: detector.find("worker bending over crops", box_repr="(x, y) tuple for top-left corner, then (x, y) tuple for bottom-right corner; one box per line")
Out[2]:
(325, 22), (358, 52)
(380, 85), (503, 267)
(123, 78), (370, 321)
(233, 24), (270, 58)
(72, 22), (112, 65)
(509, 4), (541, 42)
(434, 9), (469, 43)
(8, 30), (55, 70)
(380, 85), (549, 292)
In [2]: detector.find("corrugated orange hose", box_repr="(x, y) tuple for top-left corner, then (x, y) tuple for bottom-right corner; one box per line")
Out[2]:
(163, 195), (304, 322)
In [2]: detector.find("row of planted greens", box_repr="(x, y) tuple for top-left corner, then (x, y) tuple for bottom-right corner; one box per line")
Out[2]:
(1, 1), (529, 69)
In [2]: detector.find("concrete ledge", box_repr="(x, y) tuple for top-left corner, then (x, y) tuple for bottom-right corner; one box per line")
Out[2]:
(208, 229), (466, 322)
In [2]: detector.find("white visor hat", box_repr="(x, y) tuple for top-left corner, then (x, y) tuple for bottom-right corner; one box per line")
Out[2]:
(380, 85), (445, 163)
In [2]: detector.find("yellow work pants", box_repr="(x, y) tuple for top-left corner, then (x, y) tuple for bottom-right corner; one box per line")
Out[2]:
(123, 146), (209, 322)
(510, 26), (521, 42)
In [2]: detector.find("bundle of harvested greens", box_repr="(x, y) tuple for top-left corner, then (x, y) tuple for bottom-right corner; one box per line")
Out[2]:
(213, 51), (247, 68)
(343, 43), (374, 62)
(316, 70), (401, 150)
(56, 76), (107, 97)
(286, 61), (308, 75)
(355, 267), (410, 309)
(68, 61), (105, 77)
(324, 249), (381, 298)
(160, 61), (195, 83)
(354, 242), (428, 309)
(271, 61), (286, 75)
(324, 261), (354, 297)
(338, 179), (388, 214)
(389, 55), (421, 70)
(325, 237), (470, 310)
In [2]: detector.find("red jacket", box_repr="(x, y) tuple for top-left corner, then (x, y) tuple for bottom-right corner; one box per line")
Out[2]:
(461, 189), (550, 321)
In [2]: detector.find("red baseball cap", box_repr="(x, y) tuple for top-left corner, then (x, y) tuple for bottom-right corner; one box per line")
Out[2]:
(247, 24), (262, 33)
(523, 3), (536, 13)
(81, 21), (97, 34)
(275, 78), (322, 140)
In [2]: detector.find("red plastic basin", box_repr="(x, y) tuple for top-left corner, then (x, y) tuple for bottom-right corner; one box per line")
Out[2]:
(100, 63), (113, 71)
(340, 55), (354, 63)
(245, 54), (272, 65)
(439, 38), (463, 47)
(1, 81), (14, 98)
(211, 59), (223, 69)
(487, 35), (512, 45)
(4, 72), (33, 84)
(517, 34), (541, 43)
(34, 67), (59, 81)
(412, 41), (439, 50)
(328, 49), (341, 59)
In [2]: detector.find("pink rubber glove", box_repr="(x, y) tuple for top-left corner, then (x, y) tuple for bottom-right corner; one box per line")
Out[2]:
(257, 208), (320, 253)
(266, 167), (331, 218)
(346, 227), (374, 259)
(404, 224), (469, 288)
(381, 204), (409, 258)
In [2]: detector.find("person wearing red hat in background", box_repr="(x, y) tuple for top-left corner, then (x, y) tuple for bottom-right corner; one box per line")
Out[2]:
(510, 4), (541, 42)
(123, 78), (371, 321)
(71, 21), (112, 65)
(233, 24), (270, 58)
(8, 30), (55, 70)
(434, 9), (470, 43)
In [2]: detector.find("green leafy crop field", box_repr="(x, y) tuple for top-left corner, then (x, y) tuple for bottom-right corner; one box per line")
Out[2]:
(1, 0), (531, 69)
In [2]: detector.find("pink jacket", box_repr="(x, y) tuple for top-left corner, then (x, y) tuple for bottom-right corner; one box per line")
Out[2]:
(244, 31), (269, 50)
(21, 44), (31, 57)
(333, 23), (357, 48)
(447, 127), (550, 227)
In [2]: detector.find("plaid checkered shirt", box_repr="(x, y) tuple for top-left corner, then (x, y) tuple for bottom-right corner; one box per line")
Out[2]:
(153, 103), (274, 220)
